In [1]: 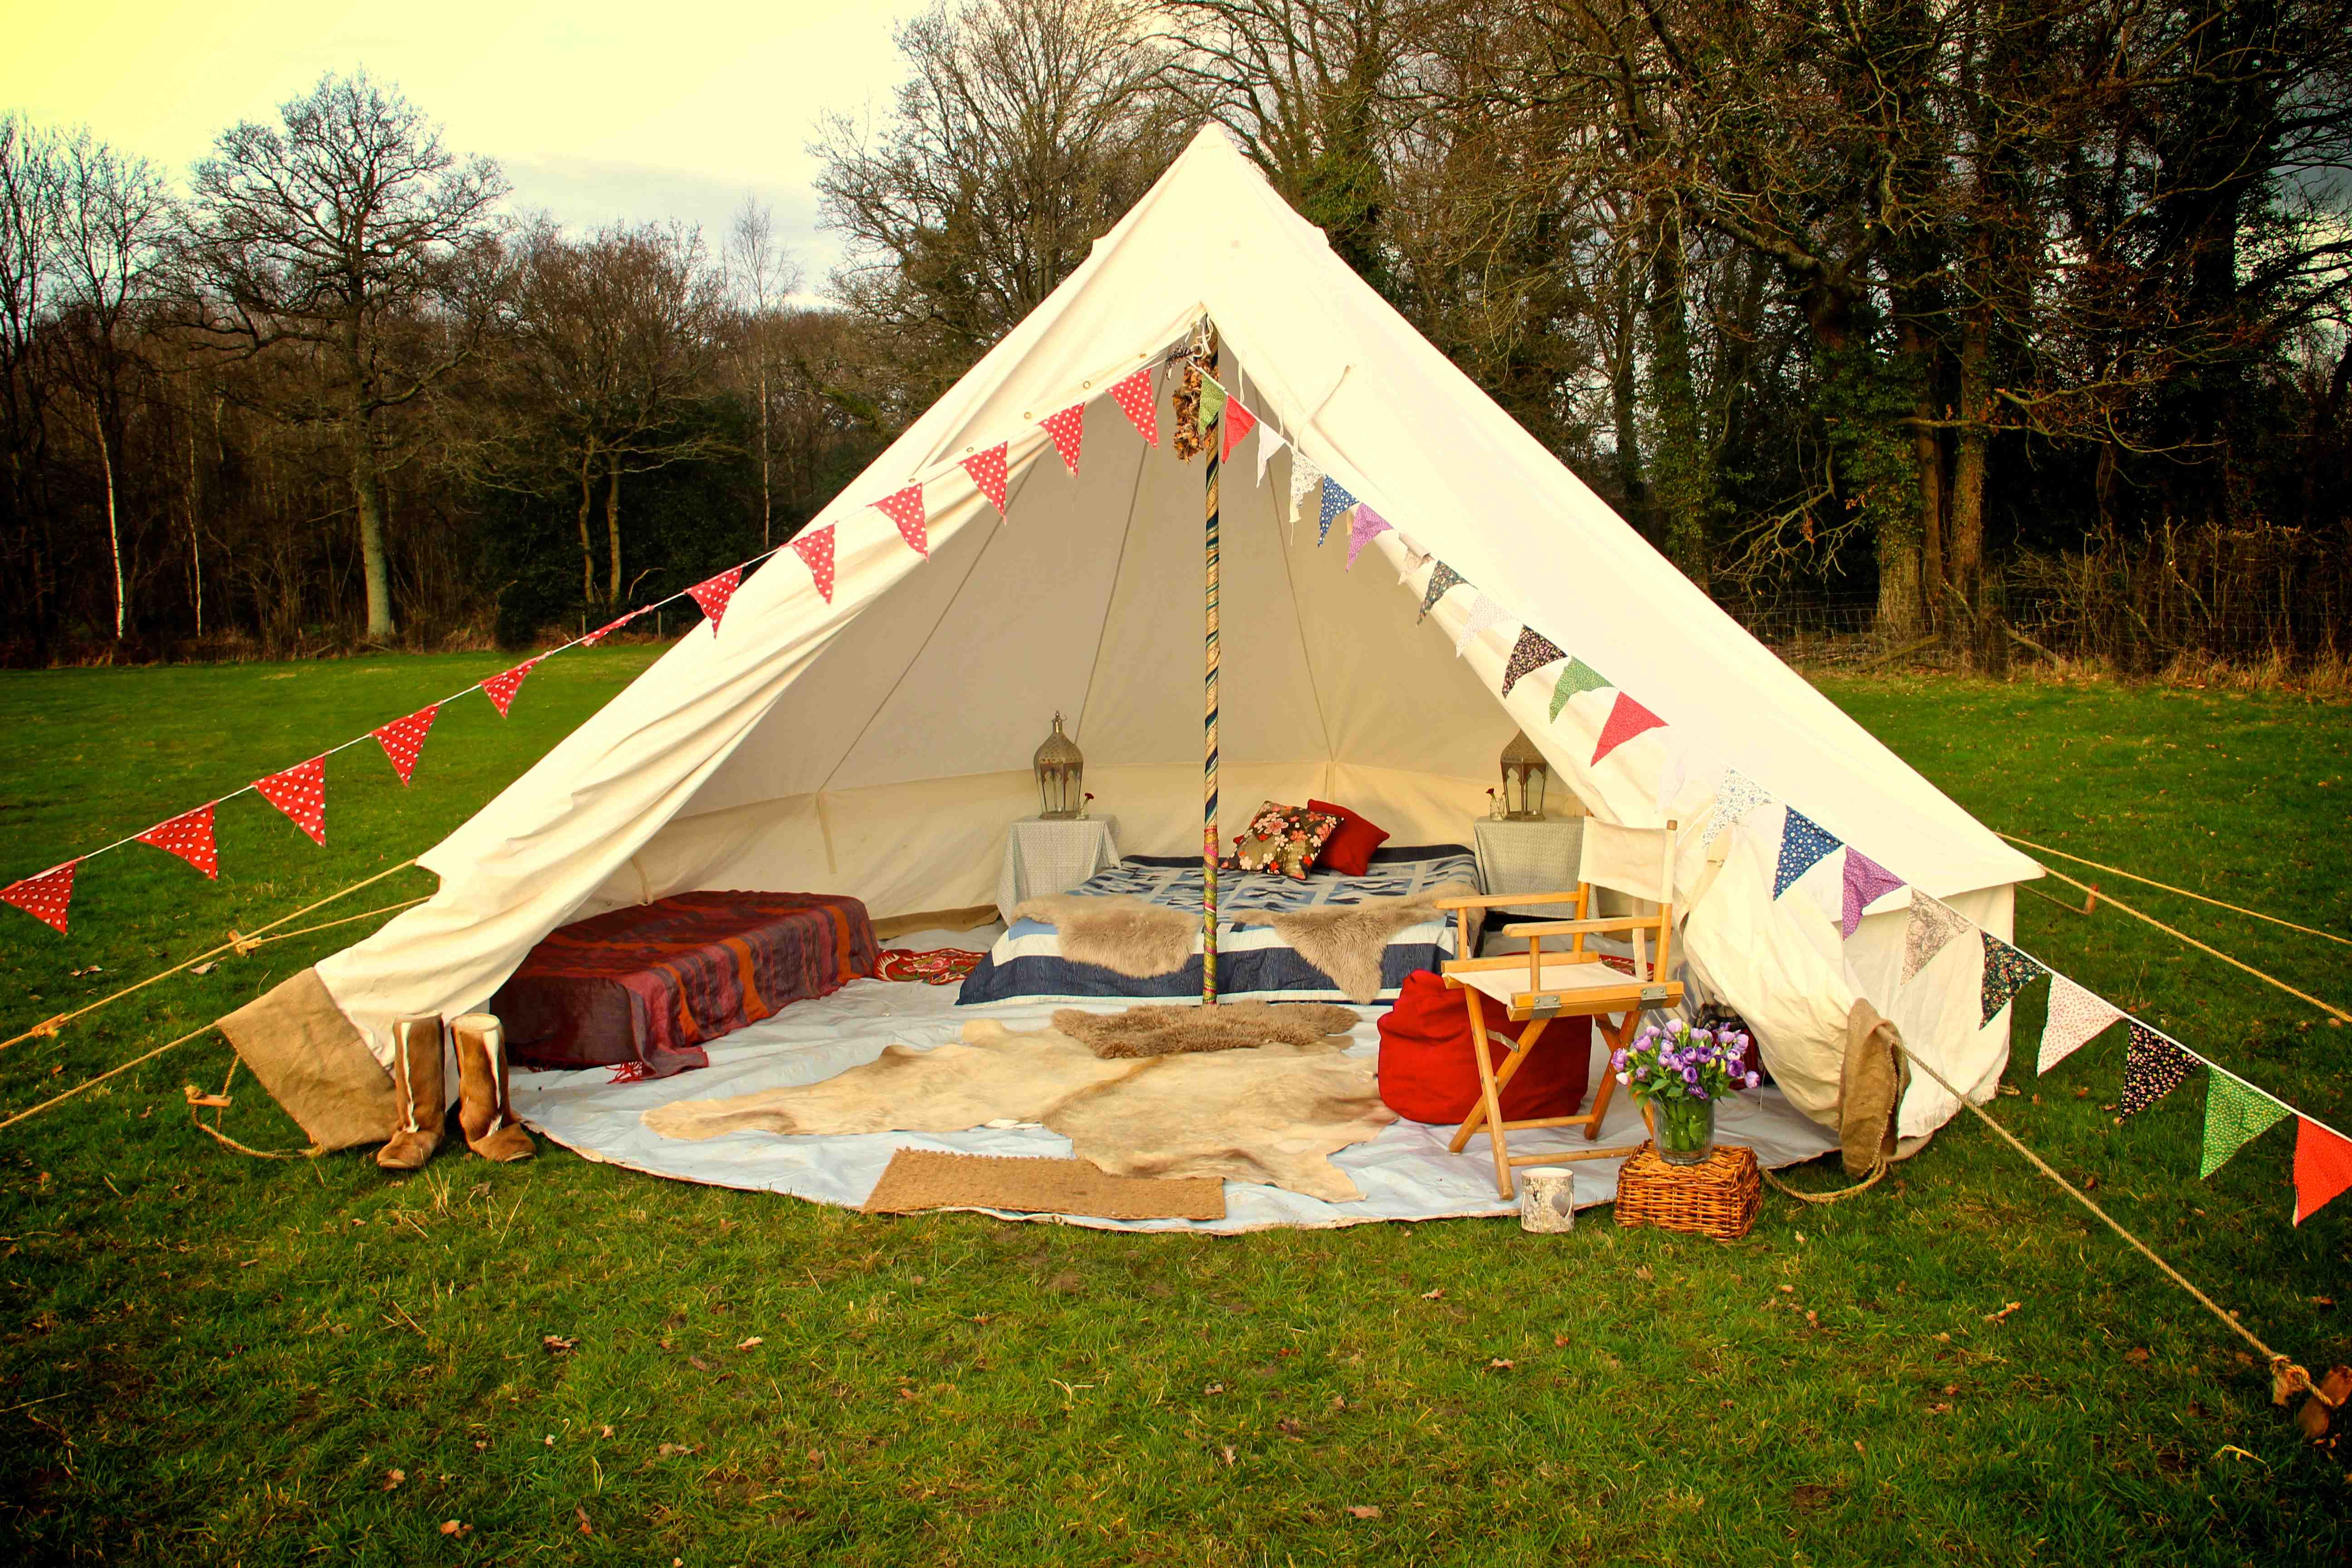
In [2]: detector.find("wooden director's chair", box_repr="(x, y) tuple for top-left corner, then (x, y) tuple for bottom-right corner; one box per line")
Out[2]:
(1431, 819), (1685, 1199)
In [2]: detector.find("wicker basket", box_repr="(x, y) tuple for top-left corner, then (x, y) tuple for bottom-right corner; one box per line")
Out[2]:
(1614, 1142), (1760, 1240)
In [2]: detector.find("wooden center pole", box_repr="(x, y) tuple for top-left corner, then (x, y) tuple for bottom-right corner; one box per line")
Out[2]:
(1202, 335), (1222, 1005)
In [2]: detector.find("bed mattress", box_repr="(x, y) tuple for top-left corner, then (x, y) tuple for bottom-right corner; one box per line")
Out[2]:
(956, 846), (1476, 1006)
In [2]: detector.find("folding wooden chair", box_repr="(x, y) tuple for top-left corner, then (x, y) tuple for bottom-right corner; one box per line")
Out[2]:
(1431, 819), (1686, 1199)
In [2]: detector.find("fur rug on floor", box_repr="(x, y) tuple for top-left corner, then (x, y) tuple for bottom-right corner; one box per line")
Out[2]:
(1051, 1001), (1363, 1058)
(1015, 894), (1193, 976)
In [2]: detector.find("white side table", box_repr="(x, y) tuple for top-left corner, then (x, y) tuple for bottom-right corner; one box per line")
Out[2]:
(1473, 817), (1587, 920)
(996, 816), (1121, 925)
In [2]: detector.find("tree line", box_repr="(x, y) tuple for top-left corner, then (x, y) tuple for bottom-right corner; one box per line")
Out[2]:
(5, 0), (2349, 671)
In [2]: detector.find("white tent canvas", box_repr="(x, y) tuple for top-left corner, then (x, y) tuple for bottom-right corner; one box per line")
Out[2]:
(239, 126), (2036, 1149)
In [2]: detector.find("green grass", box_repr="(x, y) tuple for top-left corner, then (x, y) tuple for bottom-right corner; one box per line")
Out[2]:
(0, 656), (2346, 1565)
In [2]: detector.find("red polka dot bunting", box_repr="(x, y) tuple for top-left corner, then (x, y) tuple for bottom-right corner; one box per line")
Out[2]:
(1, 860), (79, 933)
(790, 525), (837, 603)
(1041, 403), (1085, 476)
(480, 658), (543, 718)
(1219, 397), (1258, 464)
(686, 567), (743, 634)
(580, 608), (642, 646)
(1110, 368), (1158, 447)
(371, 703), (440, 787)
(873, 484), (928, 558)
(962, 444), (1009, 515)
(136, 802), (220, 879)
(253, 755), (328, 845)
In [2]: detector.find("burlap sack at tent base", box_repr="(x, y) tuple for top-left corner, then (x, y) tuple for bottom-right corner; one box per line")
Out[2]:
(1842, 998), (1912, 1179)
(215, 967), (400, 1152)
(862, 1148), (1225, 1221)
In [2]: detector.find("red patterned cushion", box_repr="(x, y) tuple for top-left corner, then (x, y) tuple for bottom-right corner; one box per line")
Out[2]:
(1307, 799), (1391, 876)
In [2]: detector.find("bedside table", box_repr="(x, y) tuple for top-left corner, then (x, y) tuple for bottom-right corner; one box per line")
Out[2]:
(1473, 817), (1587, 921)
(996, 816), (1122, 925)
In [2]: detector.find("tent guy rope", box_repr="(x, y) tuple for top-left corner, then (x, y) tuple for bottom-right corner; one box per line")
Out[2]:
(1996, 832), (2352, 949)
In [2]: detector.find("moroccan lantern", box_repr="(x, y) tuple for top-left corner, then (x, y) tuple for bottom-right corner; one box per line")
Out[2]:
(1500, 729), (1549, 820)
(1034, 712), (1084, 818)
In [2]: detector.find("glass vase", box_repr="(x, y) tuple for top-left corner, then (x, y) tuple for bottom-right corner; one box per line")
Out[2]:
(1648, 1096), (1717, 1166)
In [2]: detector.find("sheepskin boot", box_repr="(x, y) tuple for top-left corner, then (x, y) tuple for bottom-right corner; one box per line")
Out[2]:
(450, 1012), (536, 1162)
(375, 1014), (448, 1171)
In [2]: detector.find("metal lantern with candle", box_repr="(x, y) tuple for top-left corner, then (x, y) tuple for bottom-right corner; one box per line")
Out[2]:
(1499, 729), (1549, 820)
(1034, 712), (1084, 818)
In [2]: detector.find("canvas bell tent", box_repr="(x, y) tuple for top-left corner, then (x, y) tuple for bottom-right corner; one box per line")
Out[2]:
(225, 125), (2038, 1151)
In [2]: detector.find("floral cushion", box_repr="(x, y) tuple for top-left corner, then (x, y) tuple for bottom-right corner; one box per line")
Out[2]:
(1224, 801), (1343, 881)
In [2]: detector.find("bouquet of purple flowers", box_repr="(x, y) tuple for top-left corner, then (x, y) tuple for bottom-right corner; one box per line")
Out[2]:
(1612, 1016), (1759, 1161)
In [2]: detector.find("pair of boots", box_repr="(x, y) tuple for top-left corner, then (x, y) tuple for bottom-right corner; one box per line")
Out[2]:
(377, 1012), (536, 1170)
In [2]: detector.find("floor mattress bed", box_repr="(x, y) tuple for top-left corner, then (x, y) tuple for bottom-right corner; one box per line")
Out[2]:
(956, 844), (1477, 1006)
(493, 890), (880, 1078)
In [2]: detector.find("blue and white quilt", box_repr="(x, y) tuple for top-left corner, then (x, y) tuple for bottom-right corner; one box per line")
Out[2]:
(957, 845), (1480, 1006)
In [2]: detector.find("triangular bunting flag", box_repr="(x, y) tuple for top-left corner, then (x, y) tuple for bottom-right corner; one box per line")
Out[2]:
(873, 485), (927, 558)
(1196, 376), (1227, 438)
(1452, 593), (1508, 656)
(137, 803), (219, 880)
(1, 861), (78, 933)
(1255, 417), (1286, 484)
(962, 443), (1009, 514)
(1548, 658), (1611, 721)
(1318, 479), (1358, 545)
(1840, 848), (1905, 938)
(480, 657), (543, 718)
(2120, 1023), (2198, 1117)
(2200, 1072), (2290, 1179)
(1500, 628), (1567, 698)
(2293, 1118), (2352, 1225)
(1591, 692), (1666, 766)
(686, 566), (743, 632)
(2036, 976), (2123, 1074)
(1979, 931), (2048, 1027)
(1418, 563), (1466, 622)
(1220, 397), (1258, 463)
(1109, 369), (1158, 448)
(1288, 456), (1323, 529)
(790, 525), (837, 603)
(1344, 503), (1390, 569)
(1041, 404), (1085, 476)
(253, 755), (327, 845)
(1700, 768), (1770, 850)
(579, 608), (641, 647)
(371, 704), (440, 787)
(1901, 891), (1971, 982)
(1770, 808), (1841, 897)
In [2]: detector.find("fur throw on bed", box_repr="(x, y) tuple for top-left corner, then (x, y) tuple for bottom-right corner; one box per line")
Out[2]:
(1051, 1001), (1362, 1058)
(1015, 894), (1193, 977)
(1015, 882), (1478, 1001)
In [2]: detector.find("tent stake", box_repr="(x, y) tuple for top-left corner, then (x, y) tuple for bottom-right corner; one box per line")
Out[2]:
(1201, 329), (1222, 1005)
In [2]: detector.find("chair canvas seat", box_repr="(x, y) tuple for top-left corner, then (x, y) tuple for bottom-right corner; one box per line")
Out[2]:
(1454, 959), (1639, 1009)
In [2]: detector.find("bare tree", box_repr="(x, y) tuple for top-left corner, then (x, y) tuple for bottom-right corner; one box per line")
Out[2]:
(726, 198), (802, 550)
(185, 71), (505, 641)
(0, 115), (61, 663)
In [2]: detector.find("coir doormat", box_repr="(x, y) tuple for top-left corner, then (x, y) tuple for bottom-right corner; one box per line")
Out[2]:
(862, 1148), (1226, 1222)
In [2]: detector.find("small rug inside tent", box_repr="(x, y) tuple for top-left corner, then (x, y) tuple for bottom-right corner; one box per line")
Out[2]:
(510, 932), (1842, 1232)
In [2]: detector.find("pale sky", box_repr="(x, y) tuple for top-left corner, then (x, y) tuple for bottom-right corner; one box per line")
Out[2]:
(2, 0), (940, 300)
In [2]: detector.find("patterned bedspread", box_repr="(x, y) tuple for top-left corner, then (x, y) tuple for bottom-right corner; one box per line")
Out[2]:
(495, 892), (878, 1078)
(1072, 848), (1480, 916)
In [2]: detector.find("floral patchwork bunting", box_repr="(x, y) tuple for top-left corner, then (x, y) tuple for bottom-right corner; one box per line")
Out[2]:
(1700, 768), (1769, 850)
(686, 566), (743, 632)
(872, 484), (928, 558)
(1110, 369), (1158, 448)
(962, 443), (1009, 514)
(1452, 593), (1509, 655)
(1840, 848), (1905, 938)
(137, 803), (219, 879)
(2293, 1118), (2352, 1225)
(254, 755), (328, 845)
(1196, 376), (1227, 437)
(1318, 478), (1358, 545)
(1771, 809), (1842, 899)
(1548, 658), (1610, 721)
(1288, 455), (1323, 529)
(1590, 692), (1666, 765)
(2201, 1071), (2291, 1178)
(1979, 932), (2048, 1027)
(1500, 628), (1567, 698)
(1344, 503), (1390, 568)
(2036, 975), (2123, 1074)
(371, 704), (440, 787)
(1, 860), (78, 933)
(1041, 404), (1086, 475)
(791, 525), (837, 603)
(1901, 891), (1971, 982)
(1418, 563), (1466, 622)
(2120, 1022), (2198, 1118)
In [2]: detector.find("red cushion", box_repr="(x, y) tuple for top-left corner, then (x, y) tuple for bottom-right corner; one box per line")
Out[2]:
(1308, 798), (1392, 877)
(1375, 969), (1592, 1126)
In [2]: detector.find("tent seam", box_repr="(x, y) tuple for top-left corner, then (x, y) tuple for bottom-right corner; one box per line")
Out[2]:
(1073, 417), (1159, 747)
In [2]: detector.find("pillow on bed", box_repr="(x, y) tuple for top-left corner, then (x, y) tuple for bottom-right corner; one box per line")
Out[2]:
(1226, 800), (1343, 880)
(1307, 799), (1392, 876)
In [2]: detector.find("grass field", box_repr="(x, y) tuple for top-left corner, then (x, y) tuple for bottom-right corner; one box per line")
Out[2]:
(0, 650), (2347, 1565)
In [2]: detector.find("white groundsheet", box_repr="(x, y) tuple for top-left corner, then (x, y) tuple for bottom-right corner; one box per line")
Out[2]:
(511, 949), (1840, 1234)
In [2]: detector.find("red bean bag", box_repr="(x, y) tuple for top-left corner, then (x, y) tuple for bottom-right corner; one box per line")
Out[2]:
(1376, 968), (1592, 1126)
